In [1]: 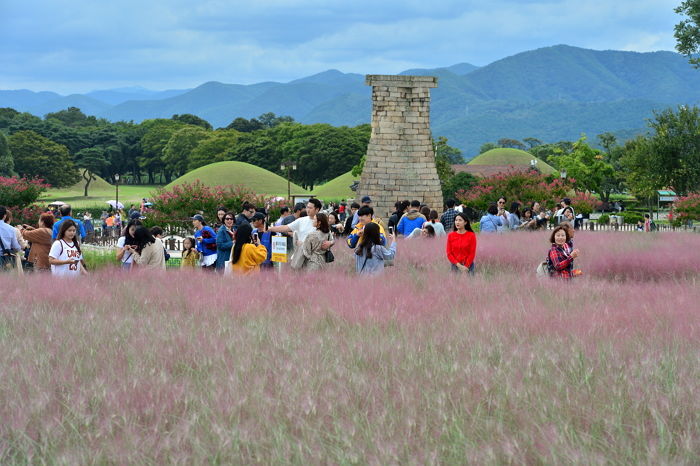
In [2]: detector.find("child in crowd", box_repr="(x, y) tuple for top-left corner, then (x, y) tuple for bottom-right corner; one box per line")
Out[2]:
(181, 237), (200, 268)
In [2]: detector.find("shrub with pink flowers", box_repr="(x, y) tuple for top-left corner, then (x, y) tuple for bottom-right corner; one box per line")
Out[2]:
(0, 176), (50, 208)
(146, 180), (280, 228)
(569, 191), (602, 215)
(7, 205), (45, 225)
(672, 192), (700, 223)
(456, 168), (571, 211)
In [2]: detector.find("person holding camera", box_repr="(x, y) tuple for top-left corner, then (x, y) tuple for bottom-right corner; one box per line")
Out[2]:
(116, 218), (142, 269)
(19, 212), (55, 271)
(230, 223), (267, 274)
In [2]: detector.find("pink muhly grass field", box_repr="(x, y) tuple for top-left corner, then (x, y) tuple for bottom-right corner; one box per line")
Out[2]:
(0, 231), (699, 463)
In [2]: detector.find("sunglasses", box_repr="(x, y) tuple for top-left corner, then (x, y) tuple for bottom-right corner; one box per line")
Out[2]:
(224, 217), (234, 221)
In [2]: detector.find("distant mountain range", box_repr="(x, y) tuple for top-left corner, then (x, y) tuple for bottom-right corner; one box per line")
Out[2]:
(3, 45), (700, 156)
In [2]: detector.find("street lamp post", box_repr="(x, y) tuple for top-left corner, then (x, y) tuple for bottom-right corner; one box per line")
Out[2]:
(114, 173), (120, 211)
(280, 161), (297, 202)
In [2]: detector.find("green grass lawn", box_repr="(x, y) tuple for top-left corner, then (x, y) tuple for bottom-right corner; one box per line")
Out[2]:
(41, 185), (160, 209)
(314, 171), (359, 200)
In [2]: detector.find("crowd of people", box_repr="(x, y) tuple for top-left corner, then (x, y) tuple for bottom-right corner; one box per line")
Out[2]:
(0, 194), (589, 279)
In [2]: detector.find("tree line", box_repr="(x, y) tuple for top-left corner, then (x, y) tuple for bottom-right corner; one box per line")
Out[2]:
(476, 105), (700, 204)
(0, 107), (371, 192)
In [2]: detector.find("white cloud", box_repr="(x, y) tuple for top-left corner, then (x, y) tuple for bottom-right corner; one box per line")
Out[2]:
(0, 0), (684, 93)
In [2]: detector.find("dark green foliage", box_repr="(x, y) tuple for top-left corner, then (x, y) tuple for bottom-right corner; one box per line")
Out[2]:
(442, 172), (479, 200)
(0, 131), (14, 176)
(8, 130), (80, 187)
(172, 114), (212, 130)
(621, 105), (700, 196)
(675, 0), (700, 67)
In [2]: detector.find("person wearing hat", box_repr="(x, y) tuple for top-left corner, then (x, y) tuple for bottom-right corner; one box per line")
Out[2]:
(191, 214), (217, 270)
(350, 196), (373, 229)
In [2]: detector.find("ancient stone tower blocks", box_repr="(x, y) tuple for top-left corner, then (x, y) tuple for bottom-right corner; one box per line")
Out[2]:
(357, 75), (444, 219)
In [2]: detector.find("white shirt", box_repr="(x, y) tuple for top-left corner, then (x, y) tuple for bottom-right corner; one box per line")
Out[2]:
(287, 216), (315, 243)
(117, 236), (134, 264)
(49, 239), (83, 277)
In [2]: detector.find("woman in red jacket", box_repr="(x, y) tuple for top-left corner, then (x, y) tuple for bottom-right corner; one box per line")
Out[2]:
(446, 213), (477, 274)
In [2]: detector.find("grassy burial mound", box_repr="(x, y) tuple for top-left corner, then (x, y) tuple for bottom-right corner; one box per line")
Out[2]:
(468, 148), (557, 175)
(66, 174), (115, 194)
(166, 161), (308, 196)
(314, 171), (359, 200)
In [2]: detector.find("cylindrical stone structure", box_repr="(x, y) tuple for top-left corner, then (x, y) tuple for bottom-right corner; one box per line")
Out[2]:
(357, 75), (444, 220)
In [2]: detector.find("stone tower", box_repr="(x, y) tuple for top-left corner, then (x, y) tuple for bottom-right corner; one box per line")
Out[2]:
(357, 75), (443, 220)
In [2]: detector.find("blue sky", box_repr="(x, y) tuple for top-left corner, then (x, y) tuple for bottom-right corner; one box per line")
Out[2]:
(0, 0), (682, 94)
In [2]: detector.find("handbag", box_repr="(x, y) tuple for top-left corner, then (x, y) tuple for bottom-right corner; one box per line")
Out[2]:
(323, 232), (335, 263)
(0, 236), (17, 271)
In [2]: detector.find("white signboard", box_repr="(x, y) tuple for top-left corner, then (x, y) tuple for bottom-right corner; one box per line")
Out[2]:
(271, 235), (287, 263)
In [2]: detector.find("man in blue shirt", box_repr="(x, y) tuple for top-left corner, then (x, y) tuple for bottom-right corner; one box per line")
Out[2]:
(192, 214), (217, 270)
(0, 205), (21, 253)
(52, 204), (86, 240)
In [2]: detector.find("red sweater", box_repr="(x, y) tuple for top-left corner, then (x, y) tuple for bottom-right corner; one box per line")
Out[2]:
(446, 231), (477, 267)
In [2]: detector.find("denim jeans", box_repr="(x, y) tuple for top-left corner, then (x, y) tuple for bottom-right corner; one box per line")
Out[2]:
(451, 263), (475, 275)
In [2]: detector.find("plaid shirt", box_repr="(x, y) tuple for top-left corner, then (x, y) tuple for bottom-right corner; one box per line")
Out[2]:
(548, 244), (574, 278)
(440, 208), (458, 231)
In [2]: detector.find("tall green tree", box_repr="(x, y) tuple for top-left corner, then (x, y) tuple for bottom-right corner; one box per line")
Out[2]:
(675, 0), (700, 67)
(139, 119), (187, 183)
(434, 136), (465, 164)
(45, 107), (101, 127)
(552, 137), (615, 196)
(172, 114), (213, 130)
(626, 106), (700, 195)
(188, 129), (241, 171)
(620, 136), (660, 204)
(75, 147), (108, 196)
(8, 130), (80, 187)
(162, 126), (210, 176)
(0, 132), (15, 176)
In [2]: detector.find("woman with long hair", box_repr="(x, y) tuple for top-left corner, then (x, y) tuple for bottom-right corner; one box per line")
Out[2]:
(213, 206), (227, 231)
(507, 202), (521, 231)
(20, 212), (54, 271)
(48, 219), (87, 277)
(355, 222), (396, 275)
(116, 218), (142, 269)
(181, 237), (200, 268)
(328, 211), (344, 236)
(519, 208), (536, 230)
(230, 223), (267, 274)
(295, 212), (333, 271)
(215, 212), (235, 272)
(131, 226), (166, 269)
(446, 212), (477, 274)
(547, 225), (580, 279)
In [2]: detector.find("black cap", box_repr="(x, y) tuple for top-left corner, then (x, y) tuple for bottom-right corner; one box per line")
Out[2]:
(251, 212), (266, 222)
(361, 196), (372, 203)
(191, 214), (205, 222)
